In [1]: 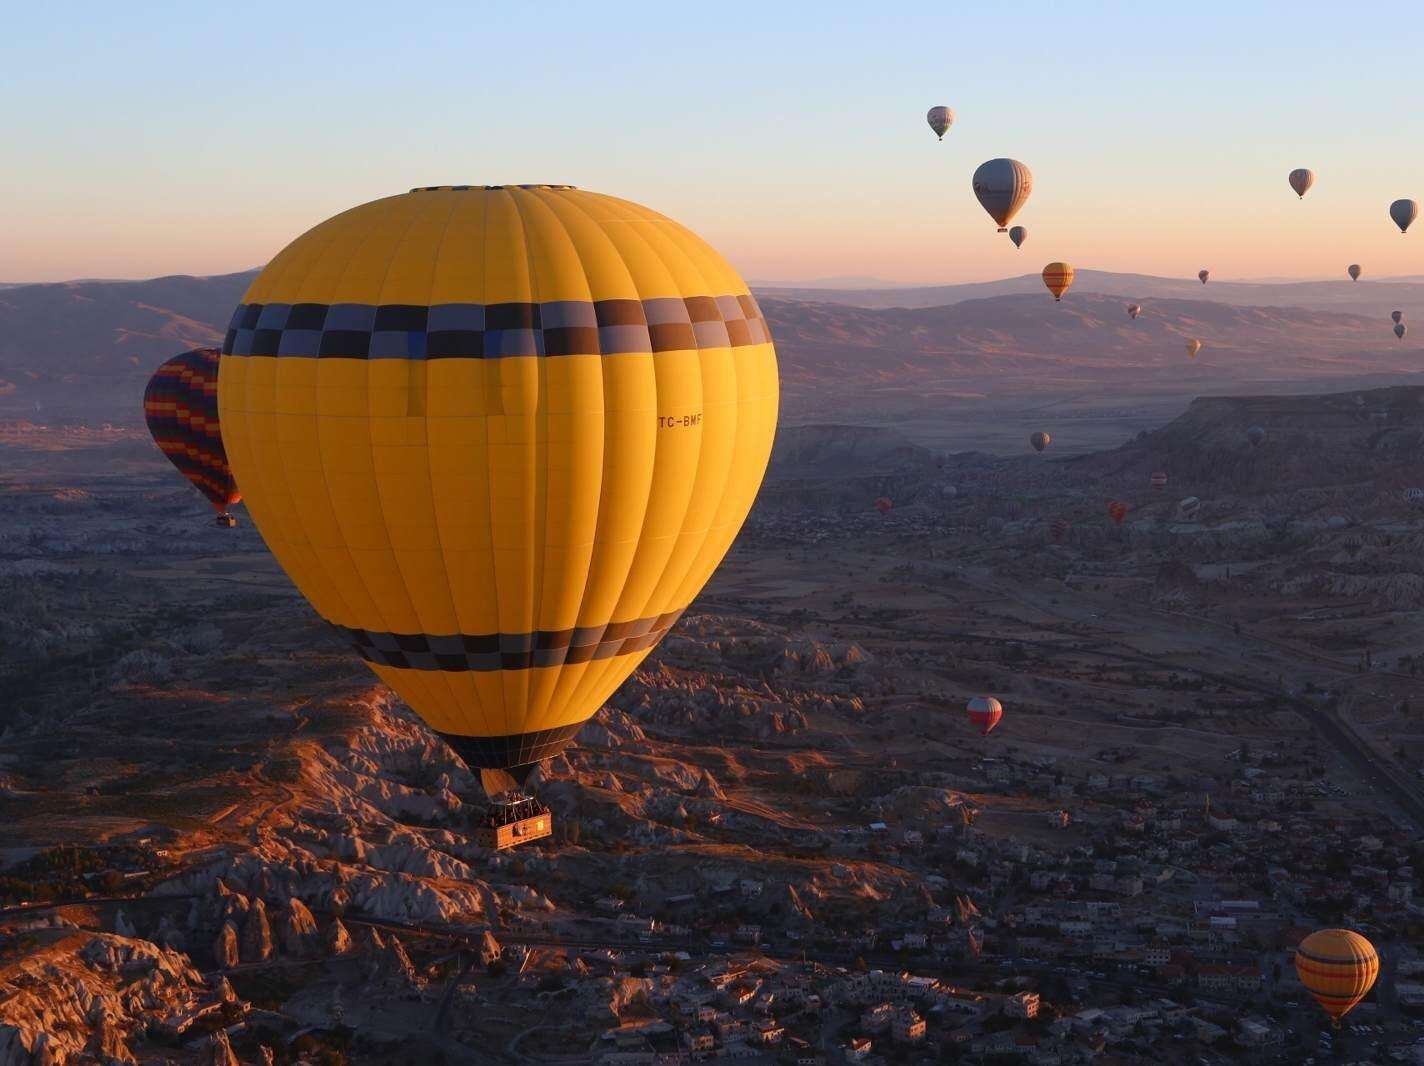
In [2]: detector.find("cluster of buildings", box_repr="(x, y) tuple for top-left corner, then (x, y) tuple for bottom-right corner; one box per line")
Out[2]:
(539, 735), (1424, 1062)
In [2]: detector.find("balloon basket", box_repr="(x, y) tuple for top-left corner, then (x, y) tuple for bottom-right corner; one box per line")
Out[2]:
(477, 792), (554, 851)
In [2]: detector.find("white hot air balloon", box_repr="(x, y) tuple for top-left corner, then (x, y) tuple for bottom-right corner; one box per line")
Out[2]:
(972, 158), (1032, 232)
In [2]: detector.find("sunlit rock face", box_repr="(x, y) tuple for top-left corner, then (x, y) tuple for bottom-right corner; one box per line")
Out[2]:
(0, 934), (222, 1064)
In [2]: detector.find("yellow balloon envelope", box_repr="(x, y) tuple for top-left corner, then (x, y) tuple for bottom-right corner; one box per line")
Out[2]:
(1295, 928), (1378, 1028)
(1042, 262), (1074, 302)
(218, 185), (779, 788)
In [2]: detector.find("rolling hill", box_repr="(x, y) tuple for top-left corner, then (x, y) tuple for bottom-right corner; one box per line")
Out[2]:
(758, 268), (1424, 319)
(1, 269), (1419, 447)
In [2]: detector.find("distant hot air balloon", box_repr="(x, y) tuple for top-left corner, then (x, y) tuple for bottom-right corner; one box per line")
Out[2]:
(874, 496), (894, 514)
(1107, 500), (1129, 525)
(1042, 262), (1074, 302)
(1030, 431), (1051, 453)
(966, 696), (1003, 735)
(1246, 425), (1266, 447)
(1127, 303), (1142, 320)
(1150, 471), (1168, 492)
(1391, 310), (1404, 325)
(1049, 517), (1070, 543)
(1198, 269), (1210, 285)
(1295, 929), (1378, 1029)
(1348, 264), (1362, 282)
(217, 185), (779, 796)
(1185, 339), (1203, 359)
(143, 348), (240, 527)
(972, 158), (1033, 232)
(1395, 322), (1408, 340)
(927, 106), (954, 140)
(1390, 198), (1418, 234)
(1008, 226), (1028, 249)
(1288, 168), (1315, 199)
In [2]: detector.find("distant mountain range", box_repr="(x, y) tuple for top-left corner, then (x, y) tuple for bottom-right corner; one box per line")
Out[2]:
(765, 290), (1416, 393)
(747, 275), (906, 290)
(1, 268), (1419, 425)
(0, 269), (255, 371)
(759, 268), (1424, 319)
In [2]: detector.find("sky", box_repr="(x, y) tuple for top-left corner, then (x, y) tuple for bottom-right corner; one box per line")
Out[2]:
(3, 1), (1421, 286)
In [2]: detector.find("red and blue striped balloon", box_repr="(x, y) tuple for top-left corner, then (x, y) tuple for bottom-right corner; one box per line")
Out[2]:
(143, 348), (240, 524)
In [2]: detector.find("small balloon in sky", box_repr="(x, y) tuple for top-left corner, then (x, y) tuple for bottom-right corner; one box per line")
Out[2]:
(1288, 168), (1315, 199)
(1347, 264), (1361, 282)
(1390, 198), (1418, 234)
(972, 158), (1033, 232)
(1008, 225), (1027, 249)
(1198, 269), (1210, 285)
(926, 106), (954, 140)
(1041, 262), (1074, 301)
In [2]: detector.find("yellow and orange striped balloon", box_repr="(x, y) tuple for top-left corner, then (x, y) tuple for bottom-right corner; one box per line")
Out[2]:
(1042, 262), (1074, 302)
(1295, 928), (1378, 1028)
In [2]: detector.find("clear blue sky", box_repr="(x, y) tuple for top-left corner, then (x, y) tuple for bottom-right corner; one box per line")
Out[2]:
(3, 1), (1421, 284)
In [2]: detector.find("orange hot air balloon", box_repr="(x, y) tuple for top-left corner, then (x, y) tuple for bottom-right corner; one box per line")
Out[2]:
(1107, 500), (1129, 525)
(1042, 262), (1074, 302)
(874, 497), (893, 514)
(1150, 471), (1168, 492)
(966, 696), (1003, 735)
(1295, 929), (1378, 1028)
(1029, 431), (1050, 453)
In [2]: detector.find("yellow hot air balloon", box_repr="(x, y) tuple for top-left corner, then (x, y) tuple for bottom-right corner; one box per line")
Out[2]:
(1295, 929), (1378, 1028)
(218, 185), (779, 792)
(1042, 262), (1074, 302)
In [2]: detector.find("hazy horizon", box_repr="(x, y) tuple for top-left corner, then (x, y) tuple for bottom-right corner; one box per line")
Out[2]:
(8, 264), (1424, 290)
